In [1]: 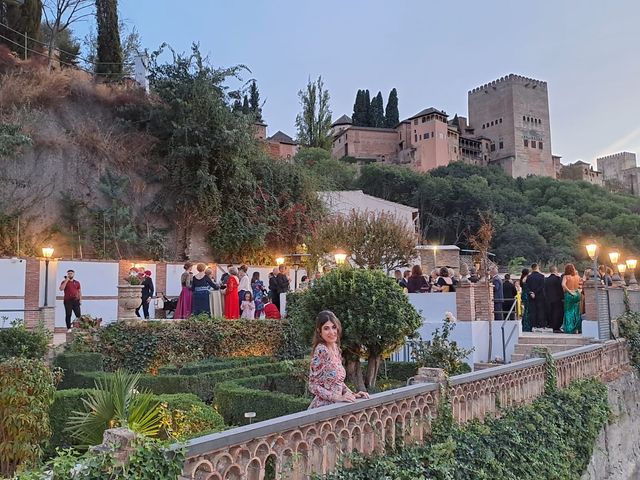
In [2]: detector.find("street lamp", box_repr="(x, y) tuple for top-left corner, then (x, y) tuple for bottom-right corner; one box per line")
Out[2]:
(42, 247), (54, 307)
(626, 258), (638, 287)
(334, 250), (347, 266)
(618, 263), (627, 285)
(609, 251), (622, 285)
(275, 256), (285, 267)
(585, 241), (602, 336)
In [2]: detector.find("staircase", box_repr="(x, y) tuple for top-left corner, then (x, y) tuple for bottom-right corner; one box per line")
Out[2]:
(510, 332), (594, 362)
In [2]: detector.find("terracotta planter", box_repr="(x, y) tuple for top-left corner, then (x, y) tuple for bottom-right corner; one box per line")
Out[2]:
(117, 284), (143, 322)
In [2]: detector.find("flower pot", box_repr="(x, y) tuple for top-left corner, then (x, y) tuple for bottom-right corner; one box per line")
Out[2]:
(117, 284), (143, 322)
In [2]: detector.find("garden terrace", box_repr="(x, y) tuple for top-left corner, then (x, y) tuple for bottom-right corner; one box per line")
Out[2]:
(177, 339), (629, 480)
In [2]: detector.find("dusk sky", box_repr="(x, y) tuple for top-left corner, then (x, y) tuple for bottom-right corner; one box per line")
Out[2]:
(83, 1), (640, 165)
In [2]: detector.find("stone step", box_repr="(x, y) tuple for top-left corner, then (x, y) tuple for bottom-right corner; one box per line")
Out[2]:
(513, 343), (577, 355)
(517, 334), (591, 346)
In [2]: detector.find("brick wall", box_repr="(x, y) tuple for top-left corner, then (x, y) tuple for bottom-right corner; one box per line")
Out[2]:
(418, 248), (460, 274)
(473, 281), (494, 321)
(455, 281), (476, 321)
(23, 258), (40, 326)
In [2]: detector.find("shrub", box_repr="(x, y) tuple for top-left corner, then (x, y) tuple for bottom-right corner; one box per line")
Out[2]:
(287, 268), (422, 390)
(158, 356), (274, 376)
(323, 379), (609, 480)
(0, 358), (56, 477)
(215, 373), (310, 425)
(47, 389), (93, 456)
(409, 315), (474, 376)
(157, 393), (225, 440)
(97, 319), (289, 373)
(0, 320), (51, 360)
(53, 352), (104, 389)
(618, 311), (640, 371)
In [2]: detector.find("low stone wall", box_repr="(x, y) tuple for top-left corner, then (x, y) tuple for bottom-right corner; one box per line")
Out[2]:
(178, 339), (630, 480)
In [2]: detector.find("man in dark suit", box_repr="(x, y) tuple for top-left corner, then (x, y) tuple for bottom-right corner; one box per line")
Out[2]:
(135, 270), (154, 319)
(502, 273), (518, 320)
(544, 265), (564, 333)
(525, 263), (547, 329)
(490, 267), (504, 321)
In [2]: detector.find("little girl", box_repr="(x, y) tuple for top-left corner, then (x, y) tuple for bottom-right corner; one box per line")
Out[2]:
(240, 291), (255, 319)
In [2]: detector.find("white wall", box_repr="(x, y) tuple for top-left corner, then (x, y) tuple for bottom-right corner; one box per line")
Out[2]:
(0, 258), (27, 325)
(56, 261), (119, 296)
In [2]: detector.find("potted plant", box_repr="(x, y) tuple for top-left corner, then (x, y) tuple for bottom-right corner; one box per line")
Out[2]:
(118, 268), (144, 321)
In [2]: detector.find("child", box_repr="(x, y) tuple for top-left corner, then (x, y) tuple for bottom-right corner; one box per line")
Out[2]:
(240, 291), (255, 319)
(263, 297), (282, 319)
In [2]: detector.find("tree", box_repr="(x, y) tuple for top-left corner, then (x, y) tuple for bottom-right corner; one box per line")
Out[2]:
(307, 210), (418, 273)
(363, 89), (371, 127)
(370, 91), (385, 127)
(40, 22), (80, 66)
(352, 89), (368, 127)
(43, 0), (93, 69)
(94, 0), (122, 78)
(287, 268), (422, 390)
(0, 0), (42, 59)
(241, 95), (250, 114)
(82, 20), (141, 76)
(295, 75), (332, 150)
(293, 147), (357, 190)
(385, 88), (399, 127)
(248, 80), (262, 121)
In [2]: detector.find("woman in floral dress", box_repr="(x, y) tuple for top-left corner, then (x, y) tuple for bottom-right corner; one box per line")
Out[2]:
(251, 271), (266, 319)
(308, 311), (369, 409)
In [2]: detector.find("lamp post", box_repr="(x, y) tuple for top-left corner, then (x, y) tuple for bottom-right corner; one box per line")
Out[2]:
(42, 247), (54, 307)
(626, 258), (638, 288)
(334, 250), (347, 266)
(609, 251), (622, 285)
(432, 245), (438, 270)
(275, 256), (285, 267)
(585, 241), (601, 335)
(618, 263), (627, 286)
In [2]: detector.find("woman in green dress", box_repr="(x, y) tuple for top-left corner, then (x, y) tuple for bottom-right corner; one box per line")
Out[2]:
(520, 268), (532, 332)
(562, 263), (582, 334)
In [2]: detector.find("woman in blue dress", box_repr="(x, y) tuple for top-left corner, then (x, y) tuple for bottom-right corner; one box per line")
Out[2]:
(191, 263), (218, 316)
(251, 271), (266, 319)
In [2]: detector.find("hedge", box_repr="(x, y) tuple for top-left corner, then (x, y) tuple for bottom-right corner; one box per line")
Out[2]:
(91, 319), (298, 373)
(158, 356), (274, 376)
(0, 322), (50, 361)
(325, 379), (610, 479)
(215, 373), (310, 425)
(53, 352), (104, 389)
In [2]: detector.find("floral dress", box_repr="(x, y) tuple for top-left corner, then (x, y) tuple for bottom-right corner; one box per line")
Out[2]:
(308, 344), (352, 409)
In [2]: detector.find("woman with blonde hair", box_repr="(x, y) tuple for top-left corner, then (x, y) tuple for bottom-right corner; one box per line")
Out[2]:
(222, 266), (240, 319)
(191, 263), (218, 315)
(308, 311), (369, 409)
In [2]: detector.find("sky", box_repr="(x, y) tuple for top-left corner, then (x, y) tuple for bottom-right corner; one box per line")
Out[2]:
(79, 0), (640, 166)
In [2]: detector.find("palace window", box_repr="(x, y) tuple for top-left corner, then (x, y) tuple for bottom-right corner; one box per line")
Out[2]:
(422, 117), (426, 123)
(538, 141), (543, 149)
(524, 139), (529, 147)
(499, 141), (504, 149)
(531, 141), (536, 148)
(490, 144), (496, 152)
(414, 119), (418, 125)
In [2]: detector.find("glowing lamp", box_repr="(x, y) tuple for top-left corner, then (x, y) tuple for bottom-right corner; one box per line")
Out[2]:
(609, 251), (619, 265)
(626, 258), (637, 270)
(275, 256), (285, 266)
(334, 251), (347, 265)
(585, 242), (597, 260)
(618, 264), (627, 274)
(42, 247), (54, 259)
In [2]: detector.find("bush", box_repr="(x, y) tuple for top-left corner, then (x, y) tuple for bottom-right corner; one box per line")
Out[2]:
(0, 321), (50, 360)
(157, 393), (225, 440)
(53, 352), (104, 389)
(618, 311), (640, 371)
(215, 373), (310, 425)
(158, 356), (274, 376)
(97, 319), (290, 373)
(287, 268), (422, 390)
(47, 389), (93, 456)
(323, 379), (609, 480)
(0, 358), (56, 477)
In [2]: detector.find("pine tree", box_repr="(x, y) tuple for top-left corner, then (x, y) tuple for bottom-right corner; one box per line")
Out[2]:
(385, 88), (399, 128)
(95, 0), (123, 79)
(371, 91), (385, 128)
(242, 95), (250, 114)
(248, 80), (263, 121)
(364, 90), (372, 127)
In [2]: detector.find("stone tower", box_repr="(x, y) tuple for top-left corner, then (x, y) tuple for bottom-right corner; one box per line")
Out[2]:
(468, 74), (554, 178)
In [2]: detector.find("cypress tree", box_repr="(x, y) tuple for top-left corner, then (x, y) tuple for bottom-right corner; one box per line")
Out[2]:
(364, 90), (372, 127)
(385, 88), (399, 128)
(352, 90), (365, 126)
(248, 80), (263, 121)
(1, 0), (42, 59)
(242, 95), (250, 114)
(371, 91), (385, 127)
(95, 0), (123, 79)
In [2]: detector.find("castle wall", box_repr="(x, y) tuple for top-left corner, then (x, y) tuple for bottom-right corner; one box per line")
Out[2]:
(331, 127), (398, 161)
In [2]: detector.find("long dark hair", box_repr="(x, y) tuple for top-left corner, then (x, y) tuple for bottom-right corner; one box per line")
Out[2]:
(520, 268), (530, 285)
(311, 310), (342, 351)
(251, 271), (260, 283)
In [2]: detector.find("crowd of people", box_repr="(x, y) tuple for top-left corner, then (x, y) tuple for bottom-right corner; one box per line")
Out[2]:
(173, 263), (318, 320)
(394, 265), (460, 293)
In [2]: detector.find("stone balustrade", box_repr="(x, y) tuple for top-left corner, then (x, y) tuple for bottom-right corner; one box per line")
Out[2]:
(178, 339), (629, 480)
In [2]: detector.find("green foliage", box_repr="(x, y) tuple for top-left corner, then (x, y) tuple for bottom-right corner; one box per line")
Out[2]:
(324, 379), (609, 480)
(357, 162), (640, 264)
(0, 123), (32, 157)
(17, 437), (184, 480)
(66, 369), (164, 447)
(1, 0), (41, 59)
(95, 0), (123, 78)
(618, 311), (640, 371)
(293, 147), (357, 190)
(248, 79), (263, 121)
(0, 320), (50, 361)
(0, 358), (56, 477)
(287, 268), (421, 389)
(410, 316), (474, 376)
(295, 75), (332, 149)
(370, 91), (385, 128)
(384, 88), (399, 128)
(53, 352), (104, 389)
(47, 388), (93, 455)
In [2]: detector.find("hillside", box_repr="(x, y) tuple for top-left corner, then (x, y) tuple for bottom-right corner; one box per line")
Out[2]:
(0, 46), (322, 262)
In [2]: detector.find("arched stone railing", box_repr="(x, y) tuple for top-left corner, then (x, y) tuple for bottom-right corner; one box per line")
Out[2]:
(178, 339), (629, 480)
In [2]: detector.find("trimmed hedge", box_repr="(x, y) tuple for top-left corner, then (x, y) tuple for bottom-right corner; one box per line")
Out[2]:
(93, 319), (297, 373)
(215, 373), (310, 425)
(53, 352), (104, 389)
(158, 356), (274, 376)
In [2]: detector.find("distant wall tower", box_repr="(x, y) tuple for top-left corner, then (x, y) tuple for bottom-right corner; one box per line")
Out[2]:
(468, 74), (554, 178)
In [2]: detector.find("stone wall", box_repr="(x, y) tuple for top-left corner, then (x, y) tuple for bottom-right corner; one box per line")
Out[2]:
(582, 371), (640, 480)
(178, 340), (629, 480)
